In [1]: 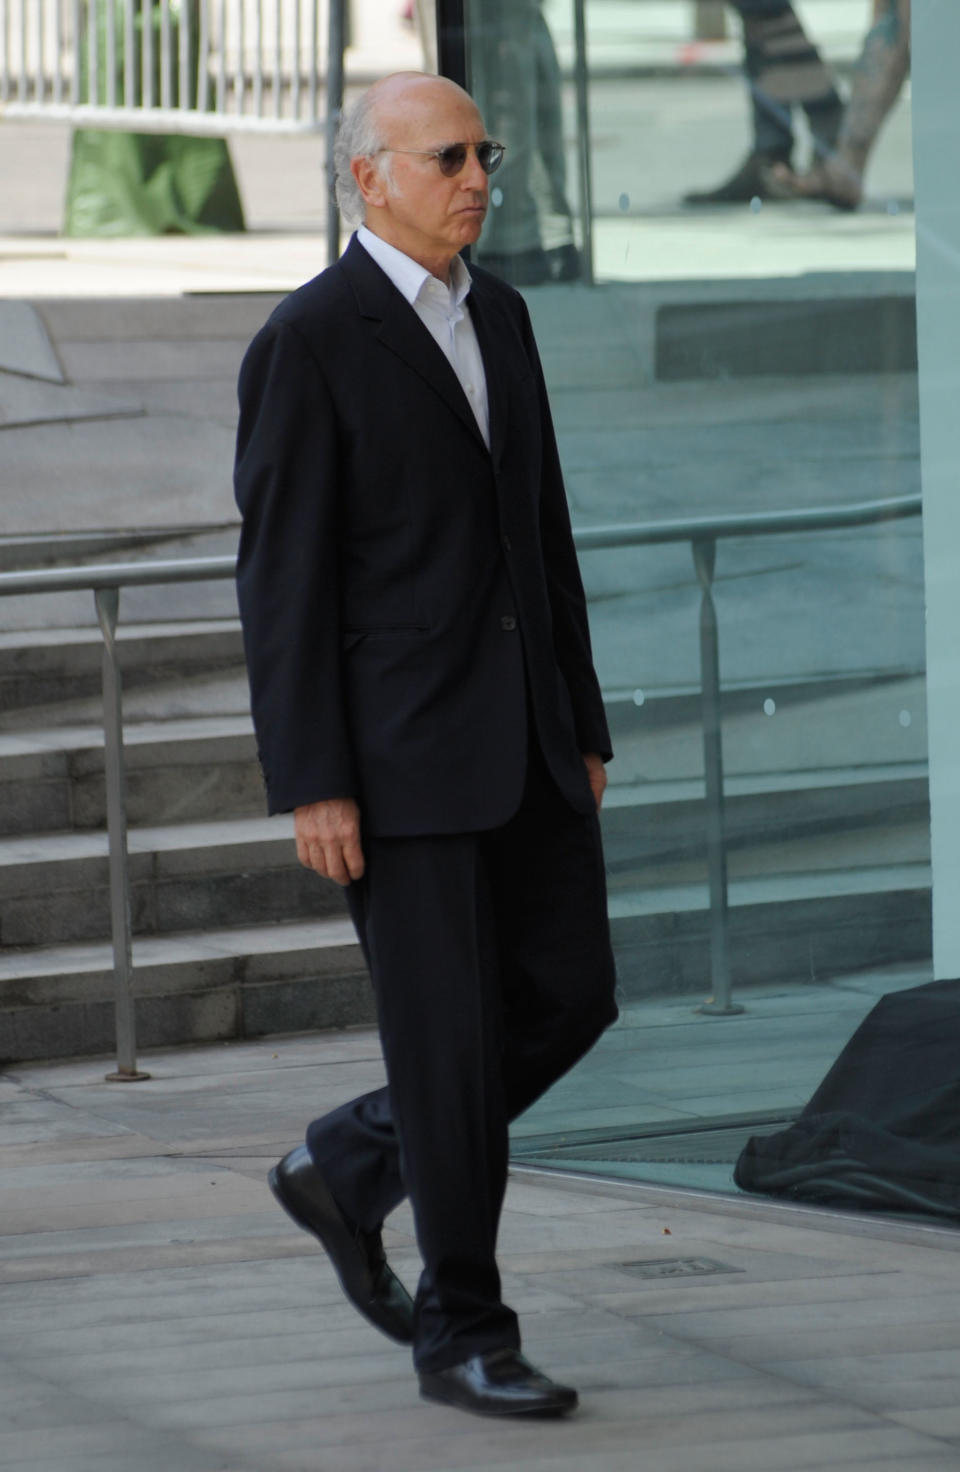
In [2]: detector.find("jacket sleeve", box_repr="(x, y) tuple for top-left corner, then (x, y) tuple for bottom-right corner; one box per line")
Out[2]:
(233, 317), (357, 813)
(518, 298), (613, 762)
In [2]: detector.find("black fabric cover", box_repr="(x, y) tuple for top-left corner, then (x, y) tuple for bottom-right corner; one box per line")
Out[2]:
(734, 978), (960, 1219)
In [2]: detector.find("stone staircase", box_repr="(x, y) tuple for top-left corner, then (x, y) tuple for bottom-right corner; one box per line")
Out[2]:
(0, 594), (932, 1063)
(0, 559), (374, 1065)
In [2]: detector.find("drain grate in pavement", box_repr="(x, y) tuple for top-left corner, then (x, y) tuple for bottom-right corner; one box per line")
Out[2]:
(617, 1257), (742, 1279)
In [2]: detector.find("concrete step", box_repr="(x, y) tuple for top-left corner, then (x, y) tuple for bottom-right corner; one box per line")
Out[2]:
(655, 292), (917, 381)
(0, 618), (244, 715)
(0, 524), (232, 573)
(0, 667), (252, 736)
(0, 817), (348, 948)
(0, 916), (372, 1065)
(0, 715), (261, 834)
(0, 736), (927, 947)
(601, 763), (929, 870)
(609, 821), (931, 1003)
(0, 663), (929, 836)
(0, 635), (932, 1059)
(0, 839), (930, 1062)
(603, 670), (923, 738)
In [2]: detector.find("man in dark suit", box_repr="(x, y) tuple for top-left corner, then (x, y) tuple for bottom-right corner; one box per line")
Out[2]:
(234, 71), (617, 1419)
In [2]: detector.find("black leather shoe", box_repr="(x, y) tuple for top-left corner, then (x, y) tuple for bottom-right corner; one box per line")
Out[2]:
(419, 1348), (578, 1417)
(268, 1146), (414, 1344)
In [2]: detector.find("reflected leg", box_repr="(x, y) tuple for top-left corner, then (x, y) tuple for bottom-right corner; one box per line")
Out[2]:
(470, 0), (544, 280)
(685, 0), (842, 205)
(769, 0), (911, 208)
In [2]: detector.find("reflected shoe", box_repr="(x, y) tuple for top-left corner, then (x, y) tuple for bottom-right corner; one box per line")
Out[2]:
(419, 1348), (579, 1417)
(268, 1146), (414, 1344)
(683, 149), (792, 205)
(765, 158), (862, 211)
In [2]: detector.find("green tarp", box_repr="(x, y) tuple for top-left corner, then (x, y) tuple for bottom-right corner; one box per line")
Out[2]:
(63, 0), (244, 236)
(65, 130), (244, 236)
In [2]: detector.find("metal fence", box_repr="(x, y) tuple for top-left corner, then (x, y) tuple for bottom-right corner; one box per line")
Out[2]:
(0, 0), (347, 255)
(0, 493), (922, 1077)
(0, 0), (345, 131)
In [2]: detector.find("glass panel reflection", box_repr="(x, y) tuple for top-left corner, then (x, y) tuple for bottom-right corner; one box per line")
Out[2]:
(467, 0), (585, 283)
(458, 0), (931, 1207)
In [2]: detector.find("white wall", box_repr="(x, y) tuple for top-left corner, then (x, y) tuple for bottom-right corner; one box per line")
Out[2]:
(914, 0), (960, 975)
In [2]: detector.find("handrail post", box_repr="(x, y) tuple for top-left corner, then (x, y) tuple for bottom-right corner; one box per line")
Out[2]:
(572, 0), (594, 285)
(95, 587), (150, 1081)
(691, 538), (743, 1016)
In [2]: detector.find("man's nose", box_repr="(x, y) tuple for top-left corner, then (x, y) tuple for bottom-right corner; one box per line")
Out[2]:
(461, 147), (489, 190)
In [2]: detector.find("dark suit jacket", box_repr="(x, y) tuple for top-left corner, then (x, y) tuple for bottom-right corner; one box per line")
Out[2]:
(234, 235), (611, 836)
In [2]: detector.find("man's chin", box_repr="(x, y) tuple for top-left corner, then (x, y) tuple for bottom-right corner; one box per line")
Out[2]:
(457, 213), (487, 243)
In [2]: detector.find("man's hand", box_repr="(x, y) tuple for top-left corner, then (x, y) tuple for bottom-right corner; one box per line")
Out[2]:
(583, 752), (607, 811)
(294, 798), (365, 886)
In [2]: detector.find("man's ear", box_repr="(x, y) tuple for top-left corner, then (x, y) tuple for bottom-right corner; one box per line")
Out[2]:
(352, 155), (387, 209)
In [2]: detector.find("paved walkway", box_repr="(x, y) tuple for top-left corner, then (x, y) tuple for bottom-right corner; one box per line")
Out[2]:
(3, 1024), (960, 1472)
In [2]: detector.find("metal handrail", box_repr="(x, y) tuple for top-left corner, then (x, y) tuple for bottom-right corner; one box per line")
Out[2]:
(574, 493), (922, 1016)
(574, 494), (922, 550)
(0, 492), (923, 1072)
(0, 553), (236, 595)
(0, 552), (237, 1081)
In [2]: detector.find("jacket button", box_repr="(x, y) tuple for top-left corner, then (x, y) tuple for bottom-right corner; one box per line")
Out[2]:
(500, 615), (517, 631)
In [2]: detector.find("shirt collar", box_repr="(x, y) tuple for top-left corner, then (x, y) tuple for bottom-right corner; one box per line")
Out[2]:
(357, 226), (472, 312)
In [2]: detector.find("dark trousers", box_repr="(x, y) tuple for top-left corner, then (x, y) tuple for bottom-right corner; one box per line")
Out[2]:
(305, 749), (618, 1372)
(732, 1), (842, 157)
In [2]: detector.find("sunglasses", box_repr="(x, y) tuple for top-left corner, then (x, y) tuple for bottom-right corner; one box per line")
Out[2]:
(376, 140), (506, 178)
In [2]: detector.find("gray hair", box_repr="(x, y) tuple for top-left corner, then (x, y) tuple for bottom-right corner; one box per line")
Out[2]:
(334, 90), (392, 228)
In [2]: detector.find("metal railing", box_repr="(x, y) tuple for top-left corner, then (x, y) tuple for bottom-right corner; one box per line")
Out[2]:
(0, 0), (345, 130)
(0, 555), (235, 1080)
(575, 492), (923, 1015)
(0, 0), (348, 257)
(0, 492), (922, 1074)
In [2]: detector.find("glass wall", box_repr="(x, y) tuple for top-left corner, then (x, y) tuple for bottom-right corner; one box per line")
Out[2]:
(442, 0), (943, 1208)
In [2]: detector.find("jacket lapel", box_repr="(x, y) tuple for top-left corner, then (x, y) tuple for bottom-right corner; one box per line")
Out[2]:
(338, 236), (489, 454)
(464, 277), (511, 469)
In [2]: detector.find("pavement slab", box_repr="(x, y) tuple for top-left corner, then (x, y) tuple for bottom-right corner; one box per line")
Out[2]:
(2, 415), (237, 534)
(0, 376), (144, 430)
(2, 1029), (960, 1471)
(0, 302), (63, 382)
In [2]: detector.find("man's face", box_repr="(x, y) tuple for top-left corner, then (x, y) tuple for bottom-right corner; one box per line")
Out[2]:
(360, 80), (490, 271)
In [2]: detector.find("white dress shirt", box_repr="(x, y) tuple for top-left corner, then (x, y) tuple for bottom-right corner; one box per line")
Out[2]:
(357, 226), (491, 449)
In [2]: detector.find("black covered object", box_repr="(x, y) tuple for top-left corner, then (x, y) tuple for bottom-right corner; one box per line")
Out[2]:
(735, 979), (960, 1219)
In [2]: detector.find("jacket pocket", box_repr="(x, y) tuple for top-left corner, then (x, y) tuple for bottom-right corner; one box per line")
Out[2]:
(341, 624), (427, 651)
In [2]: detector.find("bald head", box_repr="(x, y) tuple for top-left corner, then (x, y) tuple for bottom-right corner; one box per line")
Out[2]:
(367, 71), (478, 126)
(334, 72), (485, 229)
